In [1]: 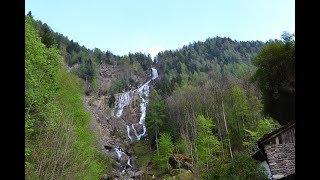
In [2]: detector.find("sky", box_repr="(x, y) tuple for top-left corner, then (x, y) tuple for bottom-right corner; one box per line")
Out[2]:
(25, 0), (295, 58)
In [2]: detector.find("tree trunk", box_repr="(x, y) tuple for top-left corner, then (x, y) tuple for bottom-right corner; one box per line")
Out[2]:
(222, 100), (233, 159)
(156, 127), (159, 155)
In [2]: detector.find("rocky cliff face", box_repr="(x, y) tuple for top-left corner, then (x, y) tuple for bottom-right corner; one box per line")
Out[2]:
(84, 66), (158, 179)
(97, 63), (148, 95)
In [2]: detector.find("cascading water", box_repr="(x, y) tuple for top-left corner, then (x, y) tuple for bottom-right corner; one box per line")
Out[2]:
(151, 67), (159, 80)
(126, 125), (133, 141)
(112, 67), (159, 171)
(114, 67), (159, 141)
(136, 80), (150, 140)
(115, 91), (133, 117)
(115, 147), (123, 160)
(114, 147), (132, 170)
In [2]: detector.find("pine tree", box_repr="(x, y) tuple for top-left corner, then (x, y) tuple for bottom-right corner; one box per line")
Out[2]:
(146, 89), (166, 149)
(195, 115), (221, 173)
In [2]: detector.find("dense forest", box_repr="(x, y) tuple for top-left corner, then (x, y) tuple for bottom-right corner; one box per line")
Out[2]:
(154, 37), (264, 96)
(25, 11), (294, 179)
(143, 39), (283, 179)
(143, 32), (294, 179)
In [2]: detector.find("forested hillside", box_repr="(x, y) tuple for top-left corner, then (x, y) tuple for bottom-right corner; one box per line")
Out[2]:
(25, 12), (294, 179)
(141, 37), (282, 179)
(25, 16), (110, 179)
(28, 12), (153, 96)
(154, 37), (264, 96)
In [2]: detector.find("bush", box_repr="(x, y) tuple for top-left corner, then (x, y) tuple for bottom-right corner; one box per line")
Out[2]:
(206, 154), (268, 180)
(154, 133), (174, 172)
(25, 16), (108, 179)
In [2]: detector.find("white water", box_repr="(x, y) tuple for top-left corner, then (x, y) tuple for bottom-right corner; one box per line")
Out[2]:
(114, 68), (159, 141)
(114, 147), (132, 169)
(126, 125), (133, 141)
(115, 147), (123, 160)
(111, 68), (158, 172)
(151, 68), (159, 80)
(136, 80), (150, 140)
(115, 91), (133, 117)
(132, 124), (139, 138)
(127, 158), (132, 167)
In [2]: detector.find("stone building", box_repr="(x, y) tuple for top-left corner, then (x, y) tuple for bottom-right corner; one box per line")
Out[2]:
(253, 122), (295, 179)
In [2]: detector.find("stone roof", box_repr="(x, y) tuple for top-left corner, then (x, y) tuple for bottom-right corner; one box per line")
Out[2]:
(257, 121), (295, 147)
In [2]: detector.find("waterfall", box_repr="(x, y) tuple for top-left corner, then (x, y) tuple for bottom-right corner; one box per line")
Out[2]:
(114, 147), (132, 169)
(127, 158), (132, 167)
(111, 68), (159, 172)
(126, 125), (133, 141)
(136, 80), (150, 140)
(115, 147), (123, 160)
(151, 67), (158, 80)
(115, 91), (133, 117)
(114, 68), (159, 141)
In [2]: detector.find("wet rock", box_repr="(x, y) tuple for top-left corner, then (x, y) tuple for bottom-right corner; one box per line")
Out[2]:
(85, 68), (160, 179)
(104, 145), (112, 151)
(131, 170), (144, 178)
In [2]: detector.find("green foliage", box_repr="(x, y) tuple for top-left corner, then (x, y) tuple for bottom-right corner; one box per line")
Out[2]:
(156, 37), (264, 96)
(248, 96), (264, 122)
(37, 22), (56, 48)
(225, 85), (251, 151)
(174, 136), (191, 155)
(224, 62), (255, 78)
(76, 58), (96, 82)
(225, 154), (268, 179)
(129, 52), (153, 71)
(206, 154), (268, 180)
(132, 140), (154, 171)
(243, 118), (280, 152)
(25, 16), (108, 179)
(251, 32), (295, 115)
(109, 78), (132, 94)
(146, 90), (166, 147)
(31, 16), (153, 95)
(231, 85), (250, 121)
(196, 115), (221, 173)
(179, 62), (189, 87)
(154, 133), (174, 172)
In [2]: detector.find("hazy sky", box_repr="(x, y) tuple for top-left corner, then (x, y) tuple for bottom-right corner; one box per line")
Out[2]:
(26, 0), (295, 58)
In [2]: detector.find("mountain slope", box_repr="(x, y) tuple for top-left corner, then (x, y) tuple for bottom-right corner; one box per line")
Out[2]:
(25, 16), (110, 179)
(154, 37), (264, 96)
(26, 14), (279, 179)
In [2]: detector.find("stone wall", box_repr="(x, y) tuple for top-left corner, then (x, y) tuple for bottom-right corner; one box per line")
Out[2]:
(264, 143), (295, 179)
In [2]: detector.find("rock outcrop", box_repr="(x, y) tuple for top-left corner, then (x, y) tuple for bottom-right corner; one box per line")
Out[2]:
(85, 68), (159, 179)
